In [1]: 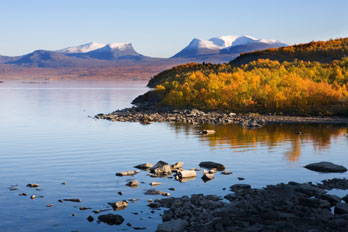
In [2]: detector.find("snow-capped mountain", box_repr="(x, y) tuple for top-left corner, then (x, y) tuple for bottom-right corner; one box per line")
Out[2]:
(58, 42), (144, 60)
(57, 42), (106, 54)
(83, 42), (143, 60)
(172, 35), (287, 58)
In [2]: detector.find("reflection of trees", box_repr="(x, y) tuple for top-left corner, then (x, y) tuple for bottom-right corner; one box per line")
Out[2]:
(169, 123), (347, 162)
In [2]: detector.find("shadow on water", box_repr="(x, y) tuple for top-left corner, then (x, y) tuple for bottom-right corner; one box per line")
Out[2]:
(170, 123), (348, 162)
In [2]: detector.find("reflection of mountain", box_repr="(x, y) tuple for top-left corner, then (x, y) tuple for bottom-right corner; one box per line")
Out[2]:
(170, 124), (347, 162)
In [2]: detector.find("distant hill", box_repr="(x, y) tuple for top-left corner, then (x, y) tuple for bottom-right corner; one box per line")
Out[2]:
(230, 37), (348, 66)
(0, 35), (288, 80)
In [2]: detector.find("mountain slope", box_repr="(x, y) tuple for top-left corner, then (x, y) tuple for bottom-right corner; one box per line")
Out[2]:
(56, 42), (106, 53)
(230, 38), (348, 65)
(5, 50), (100, 68)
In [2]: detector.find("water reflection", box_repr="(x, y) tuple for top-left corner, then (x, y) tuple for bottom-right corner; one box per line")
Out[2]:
(171, 123), (348, 162)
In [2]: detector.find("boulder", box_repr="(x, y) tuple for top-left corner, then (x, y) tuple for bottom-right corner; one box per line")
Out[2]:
(304, 162), (347, 173)
(199, 161), (225, 171)
(134, 163), (153, 170)
(156, 219), (188, 232)
(98, 213), (124, 225)
(112, 201), (128, 209)
(126, 180), (139, 187)
(202, 173), (214, 182)
(177, 170), (197, 179)
(171, 161), (184, 169)
(150, 161), (172, 176)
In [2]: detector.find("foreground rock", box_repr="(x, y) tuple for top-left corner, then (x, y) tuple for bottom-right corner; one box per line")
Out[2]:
(115, 170), (140, 176)
(134, 163), (153, 170)
(199, 161), (225, 171)
(305, 161), (347, 173)
(156, 219), (188, 232)
(154, 179), (348, 231)
(176, 170), (197, 179)
(150, 161), (172, 176)
(126, 180), (139, 187)
(98, 214), (124, 225)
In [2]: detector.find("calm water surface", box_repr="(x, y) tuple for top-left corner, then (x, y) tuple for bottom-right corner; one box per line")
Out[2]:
(0, 80), (347, 231)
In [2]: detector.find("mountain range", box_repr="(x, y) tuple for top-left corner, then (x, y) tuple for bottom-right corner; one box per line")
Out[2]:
(0, 35), (288, 80)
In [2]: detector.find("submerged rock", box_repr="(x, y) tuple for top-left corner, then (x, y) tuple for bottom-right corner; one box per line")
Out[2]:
(63, 198), (82, 202)
(145, 189), (164, 195)
(98, 213), (124, 225)
(230, 184), (251, 192)
(27, 183), (40, 188)
(199, 161), (225, 171)
(304, 162), (347, 173)
(87, 215), (94, 222)
(116, 170), (140, 176)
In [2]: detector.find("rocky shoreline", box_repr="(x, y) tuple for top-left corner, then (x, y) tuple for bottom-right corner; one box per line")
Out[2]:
(95, 106), (348, 127)
(10, 159), (348, 231)
(154, 178), (348, 232)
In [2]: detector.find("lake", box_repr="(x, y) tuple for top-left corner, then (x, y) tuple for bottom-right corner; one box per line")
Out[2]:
(0, 80), (347, 231)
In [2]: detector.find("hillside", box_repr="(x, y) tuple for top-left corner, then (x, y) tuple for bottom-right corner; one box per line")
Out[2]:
(134, 37), (348, 115)
(230, 37), (348, 66)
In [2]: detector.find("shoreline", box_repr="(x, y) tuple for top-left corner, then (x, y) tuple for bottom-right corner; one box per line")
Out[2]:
(95, 106), (348, 127)
(154, 178), (348, 232)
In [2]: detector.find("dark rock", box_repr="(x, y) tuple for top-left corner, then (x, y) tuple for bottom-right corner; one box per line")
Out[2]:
(230, 184), (251, 192)
(199, 161), (225, 171)
(335, 203), (348, 214)
(156, 219), (188, 232)
(201, 173), (214, 182)
(87, 215), (94, 222)
(321, 194), (341, 206)
(98, 213), (124, 225)
(145, 189), (163, 195)
(134, 163), (153, 170)
(63, 198), (82, 202)
(304, 162), (347, 173)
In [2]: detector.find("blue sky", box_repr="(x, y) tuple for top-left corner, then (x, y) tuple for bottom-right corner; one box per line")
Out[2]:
(0, 0), (347, 58)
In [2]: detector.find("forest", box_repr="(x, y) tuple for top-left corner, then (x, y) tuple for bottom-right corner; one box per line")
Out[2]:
(138, 38), (348, 115)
